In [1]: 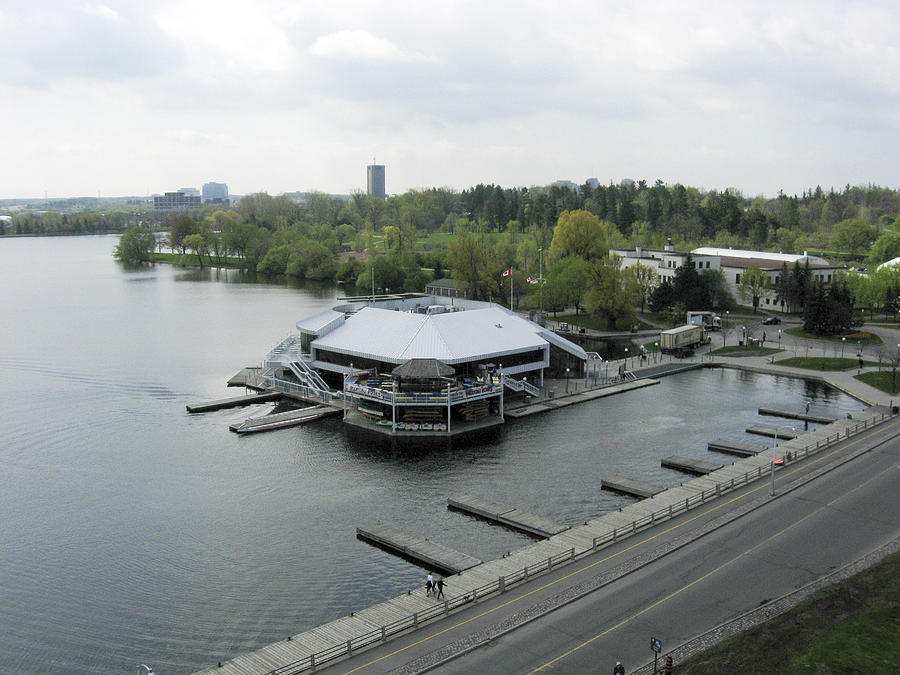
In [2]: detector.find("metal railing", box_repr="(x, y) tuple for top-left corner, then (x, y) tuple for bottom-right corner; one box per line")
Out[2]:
(344, 382), (502, 405)
(255, 410), (894, 675)
(263, 376), (341, 404)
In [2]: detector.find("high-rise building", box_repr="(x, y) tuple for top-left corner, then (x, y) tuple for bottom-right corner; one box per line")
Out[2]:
(367, 163), (386, 199)
(153, 191), (201, 211)
(202, 181), (229, 205)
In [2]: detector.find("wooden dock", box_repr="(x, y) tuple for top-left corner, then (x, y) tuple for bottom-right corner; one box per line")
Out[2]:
(601, 475), (664, 499)
(661, 455), (724, 475)
(356, 523), (482, 574)
(707, 439), (768, 457)
(447, 495), (569, 538)
(229, 406), (340, 434)
(746, 425), (800, 440)
(187, 391), (281, 413)
(758, 407), (835, 424)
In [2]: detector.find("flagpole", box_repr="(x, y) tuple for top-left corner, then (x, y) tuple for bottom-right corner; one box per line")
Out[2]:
(510, 270), (513, 310)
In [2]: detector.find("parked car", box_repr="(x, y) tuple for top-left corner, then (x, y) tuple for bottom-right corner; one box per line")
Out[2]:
(762, 316), (781, 325)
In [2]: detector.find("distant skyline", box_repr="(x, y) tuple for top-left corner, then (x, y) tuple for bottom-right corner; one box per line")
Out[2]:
(1, 1), (898, 200)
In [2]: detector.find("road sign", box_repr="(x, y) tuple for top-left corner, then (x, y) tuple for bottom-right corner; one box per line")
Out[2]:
(651, 638), (662, 653)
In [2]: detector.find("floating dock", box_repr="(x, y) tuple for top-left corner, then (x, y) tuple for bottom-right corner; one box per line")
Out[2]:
(758, 407), (835, 424)
(746, 425), (800, 440)
(707, 439), (768, 457)
(229, 406), (340, 434)
(447, 495), (569, 538)
(356, 523), (482, 574)
(187, 391), (282, 413)
(661, 455), (724, 475)
(601, 475), (664, 499)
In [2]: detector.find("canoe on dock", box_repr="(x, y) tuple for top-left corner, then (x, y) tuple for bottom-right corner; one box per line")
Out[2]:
(229, 406), (340, 434)
(707, 439), (768, 457)
(187, 391), (282, 413)
(661, 455), (723, 475)
(356, 523), (482, 574)
(758, 407), (835, 424)
(746, 425), (799, 440)
(447, 495), (569, 538)
(601, 475), (664, 499)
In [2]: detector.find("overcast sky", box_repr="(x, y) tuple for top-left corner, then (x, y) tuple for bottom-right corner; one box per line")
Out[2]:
(1, 0), (898, 199)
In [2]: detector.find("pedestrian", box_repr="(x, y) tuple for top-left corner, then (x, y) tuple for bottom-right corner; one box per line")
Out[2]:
(613, 661), (625, 675)
(436, 577), (444, 599)
(426, 572), (434, 596)
(762, 331), (766, 344)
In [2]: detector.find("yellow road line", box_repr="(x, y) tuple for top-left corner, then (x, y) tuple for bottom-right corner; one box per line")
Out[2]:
(340, 422), (895, 674)
(529, 460), (899, 672)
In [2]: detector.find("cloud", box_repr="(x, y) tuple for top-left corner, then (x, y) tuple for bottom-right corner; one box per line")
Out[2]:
(310, 30), (414, 63)
(79, 4), (119, 21)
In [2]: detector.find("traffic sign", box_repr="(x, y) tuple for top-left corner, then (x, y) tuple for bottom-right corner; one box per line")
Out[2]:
(651, 638), (662, 653)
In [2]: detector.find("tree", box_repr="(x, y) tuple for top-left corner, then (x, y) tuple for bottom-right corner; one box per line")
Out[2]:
(630, 263), (658, 313)
(585, 257), (640, 329)
(546, 256), (592, 314)
(830, 217), (876, 254)
(550, 210), (608, 261)
(868, 231), (900, 267)
(113, 227), (157, 264)
(738, 266), (769, 312)
(182, 233), (208, 267)
(447, 233), (488, 300)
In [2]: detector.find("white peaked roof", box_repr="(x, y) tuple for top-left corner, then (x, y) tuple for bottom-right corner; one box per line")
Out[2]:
(311, 306), (587, 364)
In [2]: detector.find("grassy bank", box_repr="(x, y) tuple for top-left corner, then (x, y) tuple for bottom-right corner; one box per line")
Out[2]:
(676, 550), (899, 674)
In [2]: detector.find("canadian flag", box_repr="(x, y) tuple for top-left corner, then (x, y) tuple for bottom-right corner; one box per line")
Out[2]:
(501, 268), (512, 277)
(526, 276), (539, 284)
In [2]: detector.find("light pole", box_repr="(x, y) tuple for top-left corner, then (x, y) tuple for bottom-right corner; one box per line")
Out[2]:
(841, 336), (846, 358)
(724, 310), (729, 347)
(625, 347), (629, 370)
(778, 329), (781, 350)
(538, 247), (544, 316)
(655, 341), (659, 363)
(771, 426), (793, 496)
(565, 367), (570, 393)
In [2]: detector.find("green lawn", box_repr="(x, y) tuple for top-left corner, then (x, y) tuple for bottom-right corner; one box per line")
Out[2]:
(783, 327), (882, 345)
(775, 357), (870, 371)
(710, 345), (780, 356)
(556, 313), (653, 332)
(675, 551), (899, 675)
(856, 371), (900, 395)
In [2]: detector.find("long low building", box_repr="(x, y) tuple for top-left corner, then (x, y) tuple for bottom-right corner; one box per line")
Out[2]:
(259, 295), (597, 436)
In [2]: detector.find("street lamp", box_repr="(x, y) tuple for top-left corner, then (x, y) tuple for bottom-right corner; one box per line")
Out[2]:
(724, 310), (729, 347)
(624, 347), (629, 369)
(841, 336), (846, 358)
(565, 367), (570, 393)
(655, 341), (659, 363)
(771, 426), (793, 496)
(538, 247), (544, 315)
(778, 329), (782, 350)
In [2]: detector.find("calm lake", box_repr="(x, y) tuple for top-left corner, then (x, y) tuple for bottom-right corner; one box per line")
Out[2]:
(0, 235), (864, 674)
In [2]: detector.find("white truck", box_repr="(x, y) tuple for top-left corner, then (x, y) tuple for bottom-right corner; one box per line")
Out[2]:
(660, 324), (709, 355)
(687, 310), (722, 331)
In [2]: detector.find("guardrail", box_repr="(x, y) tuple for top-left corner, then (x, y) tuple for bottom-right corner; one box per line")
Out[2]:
(258, 409), (895, 675)
(344, 383), (502, 405)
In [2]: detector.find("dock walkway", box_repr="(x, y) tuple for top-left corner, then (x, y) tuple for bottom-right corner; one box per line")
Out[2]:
(187, 391), (281, 413)
(746, 425), (800, 440)
(661, 455), (724, 475)
(707, 439), (768, 457)
(758, 406), (836, 424)
(447, 495), (569, 538)
(356, 524), (482, 575)
(192, 407), (895, 675)
(601, 475), (664, 498)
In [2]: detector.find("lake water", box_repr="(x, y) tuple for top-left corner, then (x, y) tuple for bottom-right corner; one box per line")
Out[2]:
(0, 235), (864, 674)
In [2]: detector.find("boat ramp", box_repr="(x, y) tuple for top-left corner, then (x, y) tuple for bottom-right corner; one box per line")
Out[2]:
(229, 406), (340, 434)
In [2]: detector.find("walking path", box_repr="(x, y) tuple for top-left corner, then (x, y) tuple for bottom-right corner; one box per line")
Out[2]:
(191, 340), (896, 674)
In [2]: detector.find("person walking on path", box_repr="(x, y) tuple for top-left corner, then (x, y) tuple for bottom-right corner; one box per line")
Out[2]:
(436, 577), (445, 599)
(613, 661), (625, 675)
(426, 572), (434, 596)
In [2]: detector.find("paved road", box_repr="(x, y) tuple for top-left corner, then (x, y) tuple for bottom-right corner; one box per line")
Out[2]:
(321, 418), (900, 675)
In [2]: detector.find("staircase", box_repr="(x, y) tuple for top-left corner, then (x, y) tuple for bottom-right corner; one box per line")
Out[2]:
(503, 376), (541, 397)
